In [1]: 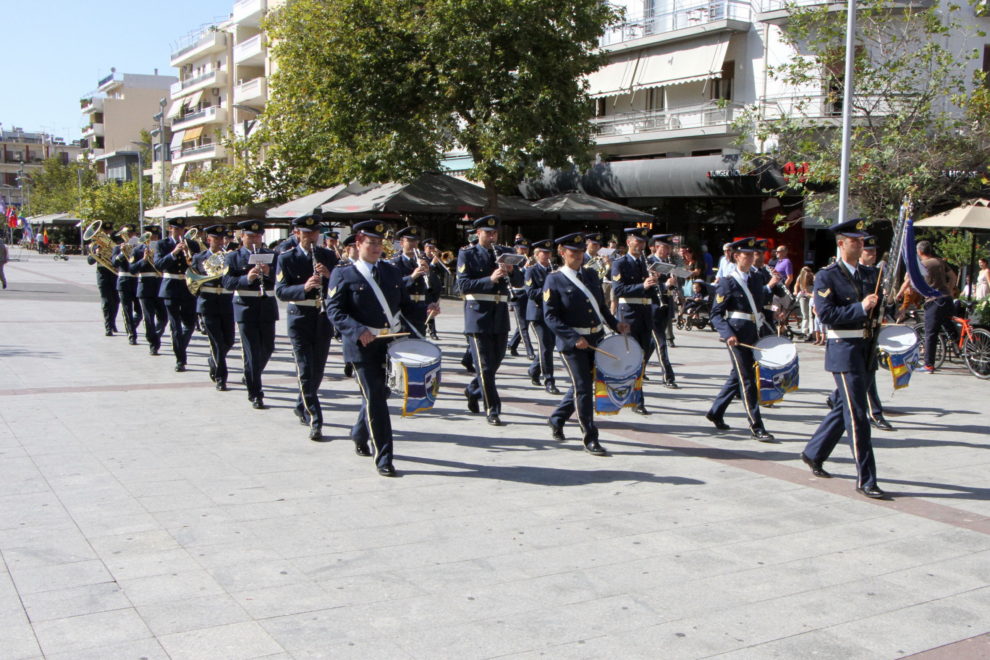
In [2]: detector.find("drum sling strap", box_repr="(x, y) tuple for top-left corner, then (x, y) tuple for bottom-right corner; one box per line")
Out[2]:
(354, 260), (401, 333)
(730, 270), (771, 334)
(560, 266), (610, 334)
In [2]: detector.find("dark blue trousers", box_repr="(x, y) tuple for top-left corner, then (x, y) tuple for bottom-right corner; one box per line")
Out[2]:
(164, 295), (197, 364)
(100, 289), (120, 334)
(351, 342), (393, 469)
(923, 296), (956, 368)
(804, 369), (877, 488)
(528, 320), (556, 386)
(649, 303), (675, 383)
(550, 347), (597, 442)
(202, 312), (235, 386)
(467, 332), (507, 416)
(508, 302), (535, 357)
(237, 320), (276, 401)
(287, 309), (332, 428)
(138, 297), (166, 349)
(709, 344), (765, 430)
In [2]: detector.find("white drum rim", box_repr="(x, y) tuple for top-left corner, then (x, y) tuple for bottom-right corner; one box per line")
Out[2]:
(755, 336), (797, 369)
(877, 325), (919, 352)
(596, 335), (643, 378)
(388, 337), (442, 367)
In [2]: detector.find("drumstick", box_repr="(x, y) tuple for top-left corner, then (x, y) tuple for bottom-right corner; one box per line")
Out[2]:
(734, 342), (761, 351)
(374, 332), (410, 340)
(426, 309), (437, 323)
(588, 345), (619, 360)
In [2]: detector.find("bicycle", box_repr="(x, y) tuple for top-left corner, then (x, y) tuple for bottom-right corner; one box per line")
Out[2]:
(910, 301), (990, 379)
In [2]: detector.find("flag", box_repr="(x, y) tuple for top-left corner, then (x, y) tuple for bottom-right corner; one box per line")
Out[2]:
(901, 202), (942, 299)
(43, 228), (49, 245)
(22, 222), (34, 242)
(5, 207), (15, 229)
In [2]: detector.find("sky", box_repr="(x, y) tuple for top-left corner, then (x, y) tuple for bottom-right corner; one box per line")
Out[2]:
(0, 0), (237, 142)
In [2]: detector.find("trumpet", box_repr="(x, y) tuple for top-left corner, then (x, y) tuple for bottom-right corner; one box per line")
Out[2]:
(311, 246), (324, 310)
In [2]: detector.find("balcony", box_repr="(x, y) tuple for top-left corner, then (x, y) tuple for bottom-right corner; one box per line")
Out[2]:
(234, 77), (267, 107)
(81, 123), (105, 138)
(601, 0), (751, 51)
(97, 72), (123, 92)
(80, 97), (104, 113)
(756, 0), (932, 23)
(171, 106), (228, 130)
(234, 33), (265, 66)
(593, 102), (744, 143)
(172, 142), (227, 165)
(170, 70), (227, 98)
(232, 0), (265, 26)
(759, 93), (916, 120)
(170, 30), (228, 67)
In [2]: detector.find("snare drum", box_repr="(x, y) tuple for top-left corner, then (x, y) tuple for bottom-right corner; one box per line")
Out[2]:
(877, 325), (920, 390)
(593, 335), (644, 414)
(753, 336), (799, 406)
(386, 338), (442, 416)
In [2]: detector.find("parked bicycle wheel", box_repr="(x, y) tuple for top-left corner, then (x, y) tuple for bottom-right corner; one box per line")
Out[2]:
(963, 327), (990, 379)
(910, 321), (947, 369)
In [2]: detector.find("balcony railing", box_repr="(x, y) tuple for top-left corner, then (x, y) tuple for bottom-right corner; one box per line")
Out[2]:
(759, 93), (917, 119)
(756, 0), (932, 14)
(172, 106), (225, 128)
(233, 0), (265, 24)
(234, 33), (264, 64)
(601, 0), (751, 47)
(593, 102), (745, 137)
(234, 77), (267, 106)
(170, 30), (227, 64)
(170, 70), (226, 97)
(178, 143), (217, 157)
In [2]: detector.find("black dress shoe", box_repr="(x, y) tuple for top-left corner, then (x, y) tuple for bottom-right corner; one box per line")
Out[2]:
(464, 389), (480, 414)
(800, 452), (831, 478)
(584, 440), (608, 456)
(294, 409), (309, 427)
(309, 427), (329, 442)
(531, 376), (542, 387)
(633, 404), (650, 416)
(150, 347), (159, 356)
(509, 347), (519, 357)
(706, 412), (730, 431)
(378, 464), (397, 477)
(252, 398), (266, 410)
(548, 420), (565, 441)
(641, 374), (651, 381)
(216, 382), (227, 392)
(664, 380), (679, 390)
(343, 363), (354, 378)
(354, 443), (372, 457)
(174, 363), (186, 373)
(105, 330), (114, 337)
(856, 484), (887, 499)
(751, 427), (776, 442)
(871, 416), (895, 432)
(128, 337), (137, 345)
(487, 414), (502, 426)
(545, 384), (561, 395)
(526, 353), (536, 361)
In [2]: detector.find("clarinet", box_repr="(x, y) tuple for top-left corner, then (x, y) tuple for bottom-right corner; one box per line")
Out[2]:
(252, 245), (267, 297)
(311, 246), (323, 310)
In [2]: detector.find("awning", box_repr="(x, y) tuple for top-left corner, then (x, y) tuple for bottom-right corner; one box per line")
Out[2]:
(586, 51), (640, 98)
(170, 130), (185, 149)
(182, 126), (204, 142)
(266, 184), (350, 218)
(170, 163), (187, 186)
(166, 100), (183, 119)
(183, 89), (204, 110)
(632, 35), (730, 91)
(144, 200), (200, 219)
(532, 192), (654, 223)
(24, 212), (84, 226)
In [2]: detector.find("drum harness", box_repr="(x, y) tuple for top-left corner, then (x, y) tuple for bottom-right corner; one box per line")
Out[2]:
(353, 259), (427, 340)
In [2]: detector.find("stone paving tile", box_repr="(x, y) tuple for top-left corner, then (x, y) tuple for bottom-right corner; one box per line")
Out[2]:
(0, 608), (43, 660)
(8, 559), (113, 595)
(117, 568), (228, 606)
(30, 607), (153, 656)
(20, 581), (130, 623)
(157, 620), (285, 659)
(43, 638), (171, 660)
(136, 593), (253, 636)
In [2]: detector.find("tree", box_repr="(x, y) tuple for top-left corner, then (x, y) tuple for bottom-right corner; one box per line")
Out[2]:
(22, 157), (98, 217)
(734, 0), (990, 225)
(260, 0), (619, 208)
(80, 172), (152, 232)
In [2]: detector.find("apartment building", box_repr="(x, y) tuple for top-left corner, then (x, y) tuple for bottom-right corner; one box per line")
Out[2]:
(80, 70), (177, 181)
(0, 127), (83, 209)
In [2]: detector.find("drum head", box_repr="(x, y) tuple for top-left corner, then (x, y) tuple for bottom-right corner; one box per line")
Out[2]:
(754, 336), (796, 368)
(596, 335), (643, 378)
(878, 325), (918, 353)
(387, 338), (442, 366)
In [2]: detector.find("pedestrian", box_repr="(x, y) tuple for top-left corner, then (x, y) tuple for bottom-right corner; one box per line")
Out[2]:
(974, 256), (989, 299)
(0, 237), (8, 289)
(773, 245), (795, 288)
(794, 266), (814, 338)
(714, 242), (734, 282)
(915, 240), (957, 373)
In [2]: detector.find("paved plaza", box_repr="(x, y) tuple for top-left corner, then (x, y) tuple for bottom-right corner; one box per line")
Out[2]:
(0, 252), (988, 659)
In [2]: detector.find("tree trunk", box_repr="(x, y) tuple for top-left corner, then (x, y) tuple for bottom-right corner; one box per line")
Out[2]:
(483, 178), (499, 215)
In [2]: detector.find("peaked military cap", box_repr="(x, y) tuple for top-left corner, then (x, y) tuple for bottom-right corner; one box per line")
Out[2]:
(292, 214), (322, 230)
(166, 217), (187, 229)
(863, 234), (878, 250)
(532, 239), (553, 251)
(624, 227), (649, 240)
(555, 232), (586, 250)
(236, 220), (265, 234)
(728, 237), (758, 253)
(472, 215), (499, 230)
(395, 226), (422, 240)
(353, 219), (388, 238)
(585, 232), (602, 244)
(514, 237), (531, 248)
(342, 234), (356, 247)
(203, 224), (227, 237)
(651, 233), (674, 245)
(831, 218), (869, 237)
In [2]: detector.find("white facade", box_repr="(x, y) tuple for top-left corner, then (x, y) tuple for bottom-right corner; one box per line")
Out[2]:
(0, 128), (83, 209)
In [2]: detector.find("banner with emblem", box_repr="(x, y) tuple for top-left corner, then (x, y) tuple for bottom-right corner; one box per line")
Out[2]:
(397, 361), (442, 416)
(593, 336), (644, 414)
(885, 343), (920, 390)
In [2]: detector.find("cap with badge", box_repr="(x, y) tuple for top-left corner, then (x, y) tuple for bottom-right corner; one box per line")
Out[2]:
(236, 220), (265, 235)
(651, 233), (674, 246)
(728, 237), (758, 253)
(830, 218), (869, 237)
(421, 237), (436, 247)
(863, 234), (878, 250)
(395, 226), (422, 240)
(624, 227), (650, 241)
(754, 238), (770, 251)
(167, 217), (187, 229)
(585, 232), (602, 244)
(203, 224), (227, 237)
(292, 213), (322, 231)
(468, 234), (479, 245)
(555, 232), (586, 250)
(325, 230), (339, 239)
(514, 237), (531, 248)
(342, 234), (356, 247)
(472, 215), (498, 231)
(532, 239), (553, 252)
(352, 219), (388, 238)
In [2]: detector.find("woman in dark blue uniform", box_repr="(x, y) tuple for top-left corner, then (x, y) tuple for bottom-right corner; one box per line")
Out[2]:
(190, 225), (235, 392)
(524, 239), (558, 394)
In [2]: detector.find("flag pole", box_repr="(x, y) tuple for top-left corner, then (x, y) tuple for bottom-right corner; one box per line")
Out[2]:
(837, 0), (857, 224)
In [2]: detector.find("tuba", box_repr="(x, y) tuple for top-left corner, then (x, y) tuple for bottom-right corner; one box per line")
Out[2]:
(185, 249), (229, 295)
(83, 220), (116, 272)
(587, 255), (609, 280)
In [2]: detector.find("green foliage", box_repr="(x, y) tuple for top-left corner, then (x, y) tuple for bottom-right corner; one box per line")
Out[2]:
(80, 170), (153, 232)
(923, 228), (990, 268)
(22, 157), (98, 216)
(734, 0), (990, 225)
(261, 0), (619, 207)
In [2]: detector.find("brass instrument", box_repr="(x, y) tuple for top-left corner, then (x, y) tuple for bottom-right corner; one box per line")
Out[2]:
(138, 231), (162, 276)
(432, 251), (452, 274)
(179, 227), (200, 260)
(121, 234), (140, 261)
(186, 249), (229, 295)
(587, 255), (608, 279)
(311, 245), (324, 310)
(83, 220), (116, 272)
(382, 229), (397, 259)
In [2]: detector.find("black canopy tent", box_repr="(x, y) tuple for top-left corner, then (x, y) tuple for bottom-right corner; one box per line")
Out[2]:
(532, 192), (655, 224)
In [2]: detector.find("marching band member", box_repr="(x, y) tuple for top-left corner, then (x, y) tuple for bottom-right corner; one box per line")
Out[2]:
(706, 237), (778, 441)
(508, 237), (535, 359)
(339, 234), (357, 264)
(543, 233), (630, 455)
(457, 215), (513, 425)
(752, 240), (790, 335)
(276, 213), (339, 441)
(859, 235), (893, 431)
(191, 225), (235, 392)
(155, 218), (201, 372)
(324, 230), (340, 253)
(111, 225), (141, 346)
(326, 220), (423, 476)
(800, 219), (886, 499)
(524, 239), (558, 394)
(422, 237), (445, 340)
(89, 231), (119, 337)
(645, 234), (679, 388)
(390, 226), (431, 336)
(610, 226), (656, 415)
(130, 225), (166, 356)
(458, 231), (480, 374)
(223, 220), (278, 410)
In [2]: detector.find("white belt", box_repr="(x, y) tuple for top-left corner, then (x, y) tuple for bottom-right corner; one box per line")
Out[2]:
(464, 293), (507, 303)
(727, 311), (756, 322)
(117, 271), (135, 278)
(409, 294), (426, 302)
(235, 290), (265, 298)
(140, 273), (160, 279)
(199, 286), (232, 295)
(162, 273), (184, 280)
(573, 325), (603, 335)
(618, 297), (652, 305)
(365, 327), (399, 336)
(827, 329), (868, 339)
(291, 299), (320, 308)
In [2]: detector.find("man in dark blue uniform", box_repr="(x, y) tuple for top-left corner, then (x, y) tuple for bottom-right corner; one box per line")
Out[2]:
(610, 226), (657, 415)
(859, 235), (893, 431)
(524, 239), (558, 393)
(190, 225), (235, 392)
(421, 237), (446, 340)
(508, 237), (535, 359)
(706, 237), (777, 441)
(223, 220), (278, 410)
(457, 215), (513, 425)
(644, 233), (679, 388)
(544, 233), (630, 455)
(130, 226), (166, 356)
(155, 218), (201, 372)
(801, 219), (886, 499)
(457, 232), (480, 374)
(276, 213), (339, 441)
(326, 220), (421, 477)
(89, 231), (119, 337)
(112, 225), (141, 346)
(389, 226), (431, 336)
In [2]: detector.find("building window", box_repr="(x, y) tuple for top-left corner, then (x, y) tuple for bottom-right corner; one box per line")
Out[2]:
(647, 87), (665, 111)
(710, 61), (734, 101)
(594, 97), (607, 118)
(824, 47), (864, 116)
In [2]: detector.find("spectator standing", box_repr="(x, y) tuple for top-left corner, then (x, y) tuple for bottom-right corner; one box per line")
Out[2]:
(773, 245), (795, 288)
(714, 242), (734, 282)
(916, 240), (957, 372)
(794, 266), (814, 338)
(974, 256), (989, 299)
(0, 237), (8, 289)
